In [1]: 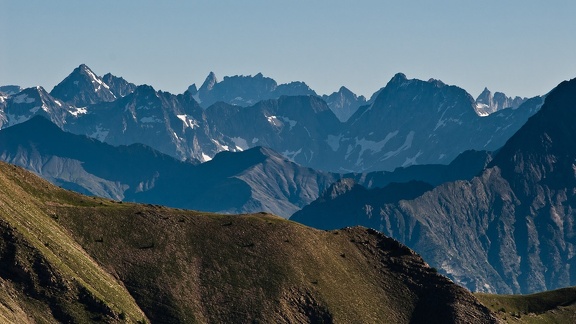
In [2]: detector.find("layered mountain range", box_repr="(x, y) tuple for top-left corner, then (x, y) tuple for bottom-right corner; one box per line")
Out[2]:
(292, 76), (576, 295)
(0, 116), (339, 218)
(1, 64), (565, 298)
(0, 64), (539, 173)
(0, 116), (490, 218)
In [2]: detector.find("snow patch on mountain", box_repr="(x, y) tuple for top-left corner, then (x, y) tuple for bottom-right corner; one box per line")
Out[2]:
(140, 116), (162, 123)
(90, 126), (109, 142)
(266, 115), (282, 127)
(13, 94), (36, 104)
(279, 116), (297, 130)
(85, 66), (111, 91)
(475, 103), (490, 117)
(201, 152), (212, 162)
(6, 113), (29, 126)
(211, 139), (229, 151)
(356, 131), (399, 159)
(402, 150), (422, 167)
(382, 131), (415, 160)
(326, 134), (342, 151)
(232, 137), (249, 151)
(70, 107), (87, 117)
(176, 114), (199, 129)
(282, 148), (302, 162)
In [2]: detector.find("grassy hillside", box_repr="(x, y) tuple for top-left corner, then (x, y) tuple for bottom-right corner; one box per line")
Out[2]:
(477, 287), (576, 323)
(0, 161), (497, 323)
(0, 163), (147, 322)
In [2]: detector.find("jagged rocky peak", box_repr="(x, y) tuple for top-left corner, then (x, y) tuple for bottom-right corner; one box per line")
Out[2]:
(193, 71), (318, 108)
(322, 86), (366, 122)
(427, 78), (446, 87)
(474, 87), (527, 116)
(324, 178), (359, 200)
(380, 72), (421, 91)
(200, 71), (218, 92)
(187, 83), (198, 94)
(50, 64), (117, 107)
(101, 72), (137, 98)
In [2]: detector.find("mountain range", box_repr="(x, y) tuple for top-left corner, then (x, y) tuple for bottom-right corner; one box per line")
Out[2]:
(0, 116), (491, 218)
(0, 116), (339, 218)
(292, 76), (576, 295)
(1, 64), (539, 173)
(2, 63), (568, 299)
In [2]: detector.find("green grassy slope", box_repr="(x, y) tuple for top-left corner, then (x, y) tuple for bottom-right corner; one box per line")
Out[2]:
(0, 163), (147, 322)
(0, 161), (497, 323)
(477, 287), (576, 323)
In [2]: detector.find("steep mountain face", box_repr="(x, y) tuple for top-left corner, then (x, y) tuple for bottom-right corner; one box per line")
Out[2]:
(101, 72), (137, 97)
(322, 86), (367, 122)
(64, 84), (225, 161)
(0, 161), (499, 323)
(1, 86), (73, 129)
(293, 77), (576, 294)
(173, 147), (339, 217)
(206, 95), (342, 169)
(0, 117), (337, 217)
(49, 64), (117, 107)
(190, 72), (317, 108)
(475, 87), (527, 116)
(331, 73), (541, 172)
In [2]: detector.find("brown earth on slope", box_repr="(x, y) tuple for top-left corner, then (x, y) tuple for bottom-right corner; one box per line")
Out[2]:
(0, 161), (497, 323)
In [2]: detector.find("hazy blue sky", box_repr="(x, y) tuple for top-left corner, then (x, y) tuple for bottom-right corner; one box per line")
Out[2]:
(2, 1), (575, 98)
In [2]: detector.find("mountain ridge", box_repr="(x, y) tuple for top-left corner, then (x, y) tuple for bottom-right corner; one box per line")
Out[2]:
(0, 160), (498, 323)
(1, 65), (540, 173)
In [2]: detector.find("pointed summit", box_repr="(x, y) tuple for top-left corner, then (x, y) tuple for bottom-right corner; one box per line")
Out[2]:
(474, 87), (526, 116)
(50, 64), (117, 107)
(187, 83), (198, 94)
(476, 87), (492, 104)
(391, 72), (408, 82)
(200, 72), (218, 92)
(323, 86), (366, 122)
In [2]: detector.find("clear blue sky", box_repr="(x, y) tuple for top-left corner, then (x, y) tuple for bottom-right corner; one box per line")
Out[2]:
(2, 0), (575, 99)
